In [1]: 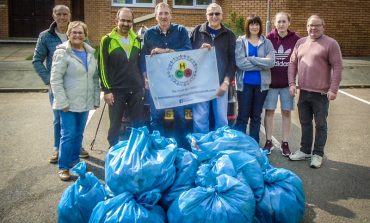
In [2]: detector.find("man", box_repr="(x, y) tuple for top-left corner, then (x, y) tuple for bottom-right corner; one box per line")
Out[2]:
(141, 2), (192, 147)
(33, 5), (89, 163)
(99, 7), (144, 147)
(288, 15), (343, 168)
(190, 3), (236, 133)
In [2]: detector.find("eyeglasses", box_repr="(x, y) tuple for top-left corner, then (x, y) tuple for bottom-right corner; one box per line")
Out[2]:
(307, 24), (323, 28)
(71, 31), (84, 35)
(207, 12), (221, 17)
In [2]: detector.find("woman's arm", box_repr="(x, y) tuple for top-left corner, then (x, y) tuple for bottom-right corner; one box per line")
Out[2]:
(50, 49), (69, 110)
(248, 39), (275, 69)
(235, 37), (262, 71)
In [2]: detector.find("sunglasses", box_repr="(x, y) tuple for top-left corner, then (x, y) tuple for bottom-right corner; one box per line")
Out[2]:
(207, 12), (221, 16)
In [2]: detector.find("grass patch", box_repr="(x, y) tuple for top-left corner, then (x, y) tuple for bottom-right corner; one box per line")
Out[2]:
(25, 54), (33, 60)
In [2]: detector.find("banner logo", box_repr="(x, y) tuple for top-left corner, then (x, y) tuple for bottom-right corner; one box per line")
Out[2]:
(167, 55), (197, 86)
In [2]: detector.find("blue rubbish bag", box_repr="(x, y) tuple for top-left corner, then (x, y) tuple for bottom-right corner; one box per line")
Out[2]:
(160, 148), (199, 210)
(89, 189), (166, 223)
(254, 167), (305, 223)
(167, 174), (256, 223)
(187, 126), (268, 170)
(195, 150), (265, 201)
(58, 162), (106, 223)
(105, 126), (177, 196)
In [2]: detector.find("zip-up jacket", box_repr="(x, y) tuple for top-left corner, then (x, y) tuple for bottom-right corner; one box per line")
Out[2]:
(99, 28), (143, 94)
(50, 41), (100, 112)
(32, 22), (63, 85)
(235, 35), (275, 91)
(190, 22), (236, 84)
(140, 23), (192, 73)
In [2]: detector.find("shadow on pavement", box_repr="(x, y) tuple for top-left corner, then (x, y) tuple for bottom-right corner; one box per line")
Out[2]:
(85, 156), (105, 181)
(272, 154), (370, 222)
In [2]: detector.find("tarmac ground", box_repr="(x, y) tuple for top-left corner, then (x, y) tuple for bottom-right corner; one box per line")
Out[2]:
(0, 43), (369, 223)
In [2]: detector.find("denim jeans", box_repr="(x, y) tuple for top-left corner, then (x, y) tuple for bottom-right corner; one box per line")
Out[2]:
(234, 84), (268, 143)
(48, 89), (60, 151)
(59, 111), (88, 170)
(298, 90), (329, 157)
(146, 90), (186, 147)
(192, 90), (228, 133)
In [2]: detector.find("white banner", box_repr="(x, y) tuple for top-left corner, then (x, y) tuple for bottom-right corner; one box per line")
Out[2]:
(146, 48), (219, 109)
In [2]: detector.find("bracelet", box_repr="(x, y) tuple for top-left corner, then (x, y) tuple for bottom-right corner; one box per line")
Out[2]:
(223, 80), (230, 86)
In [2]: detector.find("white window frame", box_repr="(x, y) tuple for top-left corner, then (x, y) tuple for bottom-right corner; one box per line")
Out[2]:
(173, 0), (215, 9)
(112, 0), (155, 8)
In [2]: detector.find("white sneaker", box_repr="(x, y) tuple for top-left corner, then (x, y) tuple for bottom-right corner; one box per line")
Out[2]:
(310, 155), (323, 168)
(289, 150), (311, 161)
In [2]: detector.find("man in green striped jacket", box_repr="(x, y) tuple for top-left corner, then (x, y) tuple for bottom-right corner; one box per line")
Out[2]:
(98, 7), (144, 147)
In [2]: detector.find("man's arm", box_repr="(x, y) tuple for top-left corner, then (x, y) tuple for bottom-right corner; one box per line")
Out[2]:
(98, 35), (112, 94)
(288, 43), (299, 97)
(328, 40), (343, 96)
(225, 31), (236, 82)
(32, 34), (50, 85)
(98, 36), (115, 106)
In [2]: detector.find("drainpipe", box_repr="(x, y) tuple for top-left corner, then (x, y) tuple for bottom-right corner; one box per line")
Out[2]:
(266, 0), (272, 34)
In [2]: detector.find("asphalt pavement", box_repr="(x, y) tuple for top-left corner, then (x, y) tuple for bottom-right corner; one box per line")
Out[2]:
(0, 43), (369, 223)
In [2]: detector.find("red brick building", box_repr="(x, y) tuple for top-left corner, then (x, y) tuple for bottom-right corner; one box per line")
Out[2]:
(1, 0), (369, 56)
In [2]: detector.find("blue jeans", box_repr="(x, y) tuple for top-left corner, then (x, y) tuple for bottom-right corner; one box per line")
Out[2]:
(298, 90), (329, 157)
(48, 90), (60, 151)
(146, 90), (186, 147)
(234, 84), (268, 143)
(59, 111), (88, 170)
(192, 90), (228, 133)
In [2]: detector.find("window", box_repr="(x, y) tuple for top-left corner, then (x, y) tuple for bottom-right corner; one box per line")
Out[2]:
(174, 0), (214, 8)
(112, 0), (154, 7)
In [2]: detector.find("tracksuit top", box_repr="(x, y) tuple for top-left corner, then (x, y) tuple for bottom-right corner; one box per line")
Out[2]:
(99, 28), (144, 94)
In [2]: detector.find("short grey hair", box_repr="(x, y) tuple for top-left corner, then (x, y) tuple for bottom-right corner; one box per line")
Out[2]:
(155, 2), (171, 15)
(53, 5), (70, 14)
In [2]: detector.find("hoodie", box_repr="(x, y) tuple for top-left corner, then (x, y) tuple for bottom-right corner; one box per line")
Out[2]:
(267, 28), (300, 88)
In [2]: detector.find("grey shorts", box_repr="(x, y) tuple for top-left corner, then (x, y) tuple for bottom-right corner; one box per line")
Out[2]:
(263, 87), (294, 111)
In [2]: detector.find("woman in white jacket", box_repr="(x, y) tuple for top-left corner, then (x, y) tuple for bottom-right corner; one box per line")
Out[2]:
(51, 21), (100, 181)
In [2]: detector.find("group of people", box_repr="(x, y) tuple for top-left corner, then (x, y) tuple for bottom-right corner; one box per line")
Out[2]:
(33, 2), (342, 181)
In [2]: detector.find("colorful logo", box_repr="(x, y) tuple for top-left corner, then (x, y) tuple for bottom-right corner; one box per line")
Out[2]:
(167, 55), (197, 86)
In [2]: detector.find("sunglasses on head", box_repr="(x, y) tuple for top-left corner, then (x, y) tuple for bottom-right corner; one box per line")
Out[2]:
(208, 12), (221, 16)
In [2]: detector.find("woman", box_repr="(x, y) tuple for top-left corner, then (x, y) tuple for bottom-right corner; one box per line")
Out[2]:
(263, 12), (300, 156)
(234, 15), (275, 144)
(51, 21), (100, 181)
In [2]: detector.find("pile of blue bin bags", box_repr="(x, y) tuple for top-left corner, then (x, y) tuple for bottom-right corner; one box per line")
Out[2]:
(58, 126), (305, 223)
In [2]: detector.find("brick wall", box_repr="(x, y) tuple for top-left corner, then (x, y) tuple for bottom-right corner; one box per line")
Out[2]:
(1, 0), (369, 56)
(84, 0), (209, 46)
(83, 0), (370, 56)
(0, 0), (8, 38)
(222, 0), (370, 56)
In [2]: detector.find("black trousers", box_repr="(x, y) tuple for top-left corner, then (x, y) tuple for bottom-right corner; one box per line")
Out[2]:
(298, 90), (329, 156)
(107, 89), (144, 147)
